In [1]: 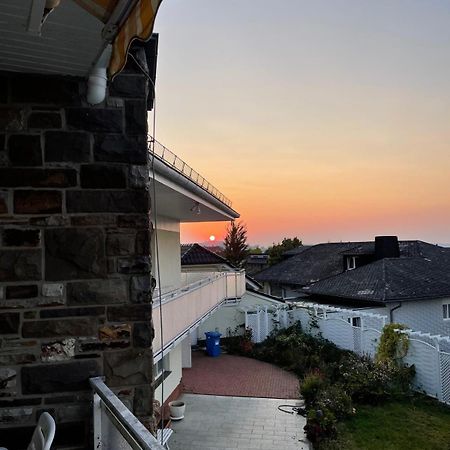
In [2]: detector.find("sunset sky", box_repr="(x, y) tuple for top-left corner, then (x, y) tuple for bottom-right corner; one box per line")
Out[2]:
(153, 1), (450, 246)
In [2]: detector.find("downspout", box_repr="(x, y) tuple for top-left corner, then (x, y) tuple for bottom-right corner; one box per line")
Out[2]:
(87, 46), (112, 105)
(389, 302), (402, 323)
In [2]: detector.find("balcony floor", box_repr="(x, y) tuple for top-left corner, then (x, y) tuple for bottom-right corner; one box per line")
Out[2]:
(181, 351), (299, 399)
(169, 394), (308, 450)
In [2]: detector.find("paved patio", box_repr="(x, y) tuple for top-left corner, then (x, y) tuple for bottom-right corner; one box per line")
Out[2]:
(169, 394), (309, 450)
(182, 351), (299, 398)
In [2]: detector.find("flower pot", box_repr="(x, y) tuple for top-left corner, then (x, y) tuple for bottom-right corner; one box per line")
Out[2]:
(169, 400), (185, 420)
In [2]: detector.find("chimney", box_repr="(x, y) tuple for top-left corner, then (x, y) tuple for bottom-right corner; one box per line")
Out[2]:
(375, 236), (400, 259)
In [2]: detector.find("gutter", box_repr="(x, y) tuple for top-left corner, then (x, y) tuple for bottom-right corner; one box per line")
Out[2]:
(389, 302), (402, 323)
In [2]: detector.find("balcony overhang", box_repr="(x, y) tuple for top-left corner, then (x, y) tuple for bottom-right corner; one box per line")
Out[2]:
(149, 140), (240, 223)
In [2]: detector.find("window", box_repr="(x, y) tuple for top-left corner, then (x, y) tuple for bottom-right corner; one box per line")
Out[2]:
(346, 256), (357, 271)
(153, 354), (170, 379)
(443, 303), (450, 320)
(348, 317), (361, 327)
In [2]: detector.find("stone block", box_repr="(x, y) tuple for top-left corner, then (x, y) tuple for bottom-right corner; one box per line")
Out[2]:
(45, 131), (91, 162)
(125, 100), (147, 135)
(106, 233), (135, 256)
(0, 168), (77, 187)
(107, 304), (152, 322)
(130, 275), (153, 303)
(0, 312), (20, 334)
(80, 164), (127, 189)
(0, 406), (33, 425)
(0, 286), (3, 299)
(66, 108), (123, 132)
(40, 306), (104, 319)
(11, 74), (80, 104)
(129, 165), (148, 189)
(8, 134), (42, 166)
(94, 134), (147, 164)
(67, 279), (127, 305)
(5, 285), (38, 299)
(56, 403), (90, 422)
(133, 323), (153, 348)
(79, 340), (129, 352)
(0, 75), (7, 103)
(28, 112), (62, 129)
(0, 249), (41, 281)
(135, 230), (150, 255)
(99, 324), (131, 340)
(2, 229), (40, 246)
(118, 214), (150, 229)
(14, 190), (62, 214)
(104, 349), (152, 386)
(0, 190), (8, 213)
(29, 215), (70, 227)
(0, 368), (17, 389)
(70, 214), (117, 227)
(0, 354), (36, 365)
(110, 74), (147, 98)
(22, 318), (97, 338)
(0, 107), (26, 131)
(45, 228), (106, 280)
(66, 190), (149, 213)
(133, 385), (152, 416)
(42, 283), (63, 297)
(41, 338), (76, 362)
(21, 360), (100, 394)
(118, 256), (151, 274)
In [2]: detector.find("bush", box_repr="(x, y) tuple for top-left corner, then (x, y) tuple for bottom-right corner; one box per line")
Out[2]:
(316, 385), (354, 420)
(376, 323), (409, 365)
(300, 370), (326, 407)
(304, 407), (337, 444)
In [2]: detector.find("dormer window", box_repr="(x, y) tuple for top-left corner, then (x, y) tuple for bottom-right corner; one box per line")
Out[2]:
(346, 256), (357, 271)
(443, 302), (450, 320)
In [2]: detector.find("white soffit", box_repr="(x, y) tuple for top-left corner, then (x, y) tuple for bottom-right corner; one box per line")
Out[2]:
(0, 0), (104, 77)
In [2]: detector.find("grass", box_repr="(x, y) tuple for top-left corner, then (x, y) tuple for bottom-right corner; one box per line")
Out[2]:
(319, 395), (450, 450)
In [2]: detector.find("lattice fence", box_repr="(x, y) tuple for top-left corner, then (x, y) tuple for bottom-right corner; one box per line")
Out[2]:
(243, 302), (450, 405)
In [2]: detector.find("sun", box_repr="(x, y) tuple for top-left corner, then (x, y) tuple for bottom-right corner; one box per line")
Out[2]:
(209, 235), (216, 242)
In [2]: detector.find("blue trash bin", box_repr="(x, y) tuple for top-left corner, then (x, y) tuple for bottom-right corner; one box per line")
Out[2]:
(205, 331), (222, 357)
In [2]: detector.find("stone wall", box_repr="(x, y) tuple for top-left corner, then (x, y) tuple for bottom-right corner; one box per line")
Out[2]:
(0, 52), (154, 449)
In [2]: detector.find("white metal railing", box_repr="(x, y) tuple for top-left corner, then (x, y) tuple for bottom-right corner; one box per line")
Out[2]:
(148, 137), (233, 208)
(153, 271), (246, 354)
(90, 377), (165, 450)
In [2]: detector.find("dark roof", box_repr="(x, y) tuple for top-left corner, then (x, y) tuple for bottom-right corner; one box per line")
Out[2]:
(304, 255), (450, 303)
(254, 240), (450, 287)
(254, 242), (365, 285)
(282, 246), (312, 257)
(247, 254), (269, 263)
(180, 244), (230, 266)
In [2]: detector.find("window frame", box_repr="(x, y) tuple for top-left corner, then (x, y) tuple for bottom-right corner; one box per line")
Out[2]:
(443, 302), (450, 321)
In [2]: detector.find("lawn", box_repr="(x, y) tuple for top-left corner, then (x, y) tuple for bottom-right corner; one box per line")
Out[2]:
(320, 395), (450, 450)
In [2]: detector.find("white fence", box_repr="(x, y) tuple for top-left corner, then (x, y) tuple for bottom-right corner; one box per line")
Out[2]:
(244, 302), (450, 405)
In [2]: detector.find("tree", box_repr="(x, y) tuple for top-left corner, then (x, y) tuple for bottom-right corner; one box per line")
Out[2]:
(267, 237), (302, 265)
(224, 220), (249, 267)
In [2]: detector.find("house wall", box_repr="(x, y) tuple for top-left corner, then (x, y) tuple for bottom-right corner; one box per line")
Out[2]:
(0, 60), (155, 449)
(197, 291), (282, 338)
(152, 217), (181, 293)
(154, 342), (182, 406)
(392, 299), (450, 336)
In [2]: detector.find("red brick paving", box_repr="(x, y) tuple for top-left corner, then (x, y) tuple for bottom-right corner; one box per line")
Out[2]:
(181, 351), (299, 399)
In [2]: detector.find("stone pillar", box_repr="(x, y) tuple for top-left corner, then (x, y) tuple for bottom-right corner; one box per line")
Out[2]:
(0, 51), (154, 449)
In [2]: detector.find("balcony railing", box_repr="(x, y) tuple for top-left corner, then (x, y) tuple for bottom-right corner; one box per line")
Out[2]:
(152, 271), (246, 354)
(91, 377), (165, 450)
(148, 137), (233, 208)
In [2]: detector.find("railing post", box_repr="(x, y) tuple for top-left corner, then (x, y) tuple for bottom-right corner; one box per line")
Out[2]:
(93, 393), (102, 449)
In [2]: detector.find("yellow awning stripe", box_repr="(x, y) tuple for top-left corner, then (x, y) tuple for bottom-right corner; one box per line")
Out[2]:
(74, 0), (162, 78)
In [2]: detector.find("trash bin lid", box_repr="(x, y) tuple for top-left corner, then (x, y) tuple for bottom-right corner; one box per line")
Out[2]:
(205, 331), (221, 338)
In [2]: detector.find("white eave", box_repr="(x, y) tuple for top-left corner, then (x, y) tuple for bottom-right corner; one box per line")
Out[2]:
(0, 0), (104, 76)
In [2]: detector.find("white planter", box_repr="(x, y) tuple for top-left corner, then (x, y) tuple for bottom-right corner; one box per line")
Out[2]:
(168, 400), (185, 420)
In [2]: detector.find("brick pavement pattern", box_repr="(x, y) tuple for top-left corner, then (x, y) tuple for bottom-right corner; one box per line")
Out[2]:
(182, 351), (299, 399)
(169, 394), (309, 450)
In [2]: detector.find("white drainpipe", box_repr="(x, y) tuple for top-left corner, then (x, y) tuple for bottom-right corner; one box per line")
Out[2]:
(87, 46), (112, 105)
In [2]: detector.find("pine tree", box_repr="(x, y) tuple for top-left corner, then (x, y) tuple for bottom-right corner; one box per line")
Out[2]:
(223, 220), (249, 267)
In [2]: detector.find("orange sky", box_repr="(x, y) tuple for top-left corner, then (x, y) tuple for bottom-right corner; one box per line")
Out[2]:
(154, 1), (450, 246)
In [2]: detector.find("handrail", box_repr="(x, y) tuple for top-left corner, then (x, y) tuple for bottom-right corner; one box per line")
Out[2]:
(148, 137), (233, 208)
(90, 377), (165, 450)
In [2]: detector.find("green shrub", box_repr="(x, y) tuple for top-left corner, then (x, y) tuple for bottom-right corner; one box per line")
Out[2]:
(300, 370), (326, 407)
(304, 407), (337, 444)
(316, 384), (354, 420)
(376, 323), (409, 365)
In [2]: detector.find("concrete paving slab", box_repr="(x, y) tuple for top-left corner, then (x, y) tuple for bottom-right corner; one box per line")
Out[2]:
(169, 394), (309, 450)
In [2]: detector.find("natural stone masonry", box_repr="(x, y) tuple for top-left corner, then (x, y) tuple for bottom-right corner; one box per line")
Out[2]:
(0, 50), (155, 450)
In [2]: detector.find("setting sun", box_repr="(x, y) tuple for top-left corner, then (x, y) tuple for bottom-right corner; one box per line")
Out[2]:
(209, 235), (216, 242)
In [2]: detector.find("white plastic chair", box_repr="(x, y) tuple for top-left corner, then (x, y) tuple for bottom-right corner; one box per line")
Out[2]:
(27, 412), (56, 450)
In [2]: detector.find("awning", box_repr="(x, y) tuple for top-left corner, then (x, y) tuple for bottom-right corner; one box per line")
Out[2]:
(74, 0), (163, 78)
